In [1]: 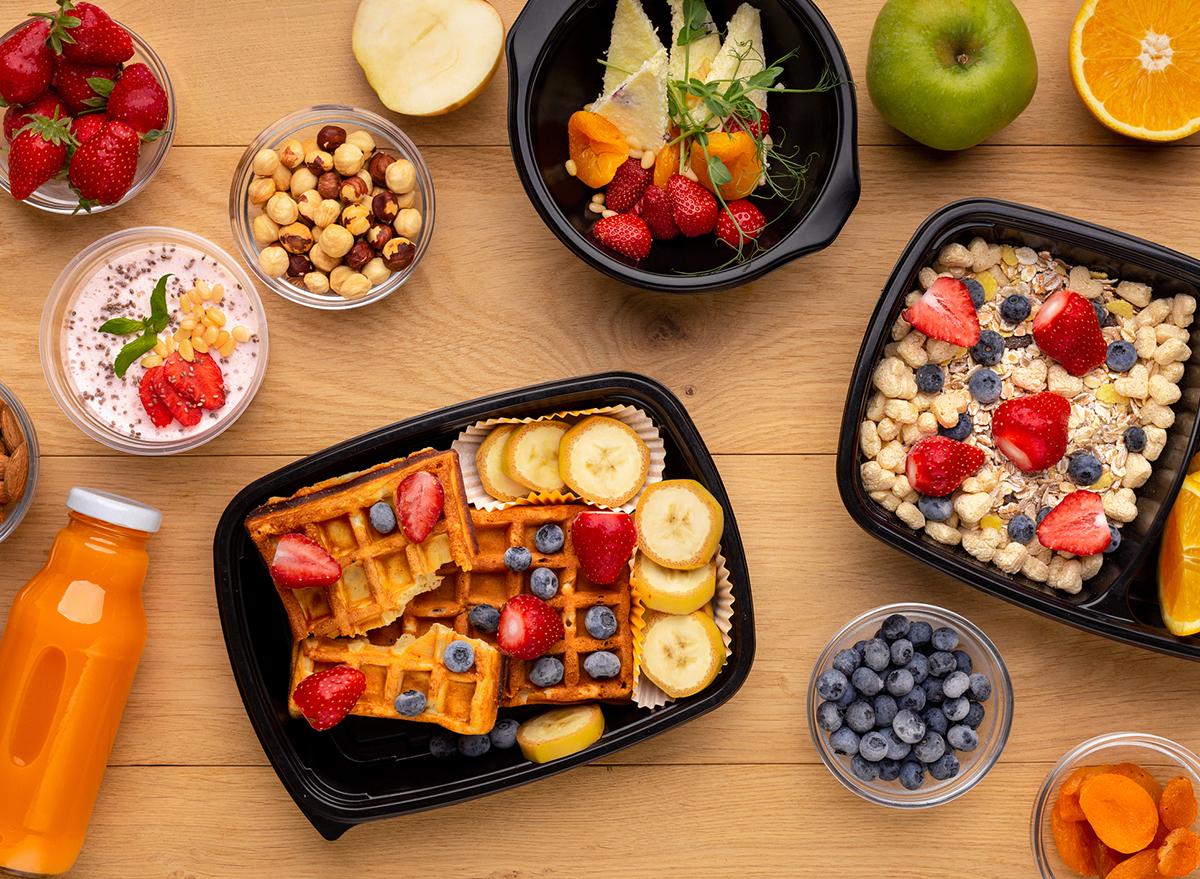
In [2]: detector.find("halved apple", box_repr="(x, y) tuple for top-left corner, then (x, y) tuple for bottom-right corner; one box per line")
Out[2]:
(504, 420), (570, 493)
(634, 479), (723, 570)
(476, 424), (528, 502)
(633, 551), (716, 615)
(639, 610), (725, 698)
(352, 0), (505, 116)
(559, 415), (650, 507)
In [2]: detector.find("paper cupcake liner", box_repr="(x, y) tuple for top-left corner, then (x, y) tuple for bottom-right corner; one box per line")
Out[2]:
(451, 404), (666, 512)
(631, 546), (735, 710)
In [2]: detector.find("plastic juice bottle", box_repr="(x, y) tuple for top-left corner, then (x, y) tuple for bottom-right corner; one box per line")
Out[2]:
(0, 487), (162, 877)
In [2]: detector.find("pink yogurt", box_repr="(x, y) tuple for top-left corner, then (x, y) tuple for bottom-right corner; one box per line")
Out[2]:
(63, 242), (262, 442)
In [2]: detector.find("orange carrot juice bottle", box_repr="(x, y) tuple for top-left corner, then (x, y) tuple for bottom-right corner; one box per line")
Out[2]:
(0, 488), (161, 877)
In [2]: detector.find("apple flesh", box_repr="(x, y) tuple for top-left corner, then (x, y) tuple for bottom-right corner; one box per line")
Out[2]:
(865, 0), (1037, 151)
(352, 0), (505, 117)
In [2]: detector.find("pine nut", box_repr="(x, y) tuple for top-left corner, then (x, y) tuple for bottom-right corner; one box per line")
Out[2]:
(191, 337), (209, 354)
(204, 324), (219, 345)
(172, 327), (190, 343)
(683, 167), (699, 183)
(219, 338), (236, 357)
(587, 203), (604, 214)
(640, 150), (656, 170)
(215, 330), (230, 347)
(565, 159), (577, 177)
(625, 135), (642, 150)
(601, 209), (617, 218)
(211, 284), (225, 303)
(178, 338), (194, 361)
(141, 354), (162, 368)
(591, 193), (605, 204)
(180, 316), (198, 331)
(232, 325), (252, 342)
(165, 335), (177, 354)
(196, 279), (211, 298)
(628, 148), (643, 159)
(154, 340), (168, 357)
(187, 289), (203, 304)
(206, 307), (226, 327)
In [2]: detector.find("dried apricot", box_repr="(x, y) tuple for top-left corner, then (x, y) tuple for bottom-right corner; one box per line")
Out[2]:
(567, 111), (629, 188)
(1061, 765), (1118, 822)
(688, 130), (763, 200)
(1159, 827), (1200, 877)
(1053, 799), (1099, 875)
(1079, 773), (1161, 854)
(1106, 849), (1168, 879)
(1160, 776), (1200, 831)
(1112, 763), (1165, 803)
(1091, 836), (1129, 878)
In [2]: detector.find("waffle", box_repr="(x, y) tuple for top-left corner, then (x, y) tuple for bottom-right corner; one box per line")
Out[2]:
(401, 504), (634, 706)
(244, 449), (479, 640)
(288, 623), (502, 735)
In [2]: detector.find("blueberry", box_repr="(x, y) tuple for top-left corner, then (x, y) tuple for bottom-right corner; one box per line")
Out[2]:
(921, 706), (950, 736)
(917, 494), (953, 522)
(862, 638), (891, 672)
(905, 653), (930, 685)
(816, 701), (844, 733)
(530, 656), (564, 687)
(832, 648), (861, 677)
(880, 613), (911, 640)
(468, 603), (500, 634)
(489, 718), (520, 749)
(952, 650), (973, 675)
(851, 666), (884, 697)
(816, 668), (850, 701)
(836, 683), (860, 709)
(927, 752), (960, 781)
(915, 365), (945, 394)
(964, 277), (985, 308)
(970, 330), (1005, 366)
(1107, 339), (1137, 372)
(1123, 425), (1147, 453)
(942, 670), (970, 699)
(444, 640), (475, 673)
(938, 412), (973, 442)
(931, 627), (959, 652)
(890, 638), (914, 667)
(943, 696), (970, 722)
(885, 727), (912, 761)
(947, 725), (980, 752)
(892, 709), (926, 744)
(885, 668), (915, 697)
(1093, 301), (1108, 327)
(879, 758), (903, 781)
(369, 501), (396, 534)
(585, 605), (618, 640)
(968, 673), (992, 702)
(529, 567), (559, 600)
(829, 726), (860, 756)
(908, 621), (933, 648)
(429, 733), (457, 758)
(912, 731), (946, 764)
(1000, 294), (1031, 323)
(583, 651), (621, 680)
(1008, 514), (1036, 544)
(1036, 506), (1052, 525)
(899, 761), (925, 791)
(897, 683), (927, 712)
(928, 651), (957, 677)
(1105, 524), (1121, 554)
(458, 734), (491, 757)
(1067, 453), (1103, 486)
(922, 676), (945, 705)
(394, 688), (427, 717)
(850, 754), (881, 782)
(873, 693), (899, 728)
(504, 546), (532, 572)
(534, 523), (565, 554)
(968, 368), (1002, 404)
(844, 700), (876, 734)
(963, 701), (986, 729)
(858, 730), (889, 762)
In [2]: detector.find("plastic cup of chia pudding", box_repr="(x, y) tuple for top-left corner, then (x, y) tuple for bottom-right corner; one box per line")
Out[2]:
(40, 227), (269, 455)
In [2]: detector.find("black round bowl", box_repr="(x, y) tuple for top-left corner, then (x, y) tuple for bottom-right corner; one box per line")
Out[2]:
(506, 0), (860, 294)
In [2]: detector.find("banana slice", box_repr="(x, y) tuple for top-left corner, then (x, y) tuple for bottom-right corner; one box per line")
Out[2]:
(559, 415), (651, 507)
(633, 551), (716, 615)
(639, 610), (724, 699)
(504, 421), (570, 493)
(517, 703), (606, 763)
(634, 479), (723, 570)
(476, 424), (529, 502)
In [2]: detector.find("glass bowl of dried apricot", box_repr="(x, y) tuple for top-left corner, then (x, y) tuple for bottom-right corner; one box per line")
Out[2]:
(1032, 732), (1200, 878)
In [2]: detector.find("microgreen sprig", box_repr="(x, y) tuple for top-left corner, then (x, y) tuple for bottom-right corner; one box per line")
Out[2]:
(99, 273), (171, 377)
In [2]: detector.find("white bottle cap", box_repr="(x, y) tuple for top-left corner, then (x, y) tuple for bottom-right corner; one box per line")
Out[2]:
(66, 487), (163, 533)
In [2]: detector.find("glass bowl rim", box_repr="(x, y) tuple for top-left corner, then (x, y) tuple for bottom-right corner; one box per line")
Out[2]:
(0, 377), (40, 542)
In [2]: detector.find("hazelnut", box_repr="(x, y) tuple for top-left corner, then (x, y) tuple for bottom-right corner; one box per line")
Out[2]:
(372, 191), (400, 223)
(305, 149), (334, 175)
(333, 142), (365, 176)
(329, 265), (355, 294)
(346, 129), (376, 155)
(278, 139), (305, 169)
(248, 177), (276, 205)
(303, 271), (331, 295)
(251, 148), (279, 177)
(340, 175), (370, 203)
(316, 171), (343, 201)
(296, 189), (323, 221)
(368, 151), (395, 186)
(265, 192), (299, 225)
(320, 224), (354, 259)
(344, 241), (374, 270)
(308, 243), (342, 273)
(340, 272), (373, 300)
(289, 167), (318, 198)
(341, 203), (371, 237)
(362, 256), (391, 286)
(381, 237), (416, 271)
(286, 252), (314, 278)
(394, 189), (417, 210)
(258, 245), (289, 278)
(317, 125), (346, 152)
(313, 198), (343, 229)
(271, 164), (292, 194)
(366, 222), (393, 250)
(300, 137), (319, 156)
(385, 158), (416, 194)
(251, 214), (280, 245)
(393, 207), (422, 240)
(278, 222), (314, 254)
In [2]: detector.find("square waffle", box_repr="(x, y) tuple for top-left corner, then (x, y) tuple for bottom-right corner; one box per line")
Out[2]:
(401, 504), (634, 706)
(288, 623), (502, 736)
(244, 449), (479, 640)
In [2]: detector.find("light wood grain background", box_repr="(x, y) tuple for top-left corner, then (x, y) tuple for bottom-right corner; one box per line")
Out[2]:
(2, 0), (1200, 876)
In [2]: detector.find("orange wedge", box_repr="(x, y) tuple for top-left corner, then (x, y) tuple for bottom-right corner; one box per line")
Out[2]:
(1158, 473), (1200, 635)
(1068, 0), (1200, 142)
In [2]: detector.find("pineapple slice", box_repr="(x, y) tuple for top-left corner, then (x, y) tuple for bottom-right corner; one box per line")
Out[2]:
(601, 0), (665, 96)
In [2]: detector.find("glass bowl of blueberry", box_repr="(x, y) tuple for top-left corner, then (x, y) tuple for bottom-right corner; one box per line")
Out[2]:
(807, 602), (1014, 808)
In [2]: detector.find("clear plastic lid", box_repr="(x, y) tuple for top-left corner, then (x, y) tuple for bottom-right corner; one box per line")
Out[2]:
(66, 487), (163, 533)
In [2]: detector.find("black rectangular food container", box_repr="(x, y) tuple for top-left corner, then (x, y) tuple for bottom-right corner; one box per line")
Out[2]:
(836, 199), (1200, 660)
(213, 372), (754, 839)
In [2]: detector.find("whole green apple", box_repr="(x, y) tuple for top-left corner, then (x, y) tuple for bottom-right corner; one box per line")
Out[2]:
(866, 0), (1038, 151)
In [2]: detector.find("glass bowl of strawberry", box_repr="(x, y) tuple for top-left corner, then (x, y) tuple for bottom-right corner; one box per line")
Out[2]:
(0, 3), (175, 214)
(40, 227), (269, 455)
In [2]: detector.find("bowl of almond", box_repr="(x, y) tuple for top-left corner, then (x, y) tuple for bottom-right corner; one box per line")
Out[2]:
(0, 379), (38, 542)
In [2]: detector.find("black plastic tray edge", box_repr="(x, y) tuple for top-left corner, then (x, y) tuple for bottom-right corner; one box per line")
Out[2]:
(505, 0), (862, 294)
(214, 372), (755, 839)
(834, 198), (1200, 660)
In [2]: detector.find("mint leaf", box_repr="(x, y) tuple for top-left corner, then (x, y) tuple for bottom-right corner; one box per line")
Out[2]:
(149, 274), (171, 332)
(113, 329), (159, 379)
(98, 318), (147, 335)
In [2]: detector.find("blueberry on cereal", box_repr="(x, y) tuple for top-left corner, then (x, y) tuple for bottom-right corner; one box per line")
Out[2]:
(917, 494), (953, 522)
(1093, 300), (1108, 327)
(963, 277), (985, 309)
(1067, 453), (1103, 486)
(1105, 524), (1121, 554)
(969, 330), (1005, 367)
(1007, 514), (1035, 544)
(1107, 339), (1137, 372)
(968, 368), (1002, 404)
(1124, 425), (1147, 453)
(1000, 294), (1031, 323)
(938, 412), (972, 442)
(915, 364), (945, 394)
(1036, 506), (1052, 525)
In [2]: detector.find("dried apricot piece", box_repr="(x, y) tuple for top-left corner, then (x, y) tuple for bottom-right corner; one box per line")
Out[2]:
(1061, 765), (1118, 822)
(567, 111), (629, 188)
(688, 130), (763, 200)
(1160, 776), (1200, 831)
(1111, 763), (1164, 803)
(1106, 849), (1168, 879)
(1091, 836), (1129, 878)
(1159, 827), (1200, 877)
(1053, 799), (1099, 875)
(1079, 773), (1161, 854)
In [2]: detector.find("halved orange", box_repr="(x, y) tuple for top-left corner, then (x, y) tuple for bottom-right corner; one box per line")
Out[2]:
(1158, 473), (1200, 635)
(1069, 0), (1200, 141)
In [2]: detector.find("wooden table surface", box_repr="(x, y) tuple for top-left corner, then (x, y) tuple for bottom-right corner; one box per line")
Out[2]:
(3, 0), (1200, 876)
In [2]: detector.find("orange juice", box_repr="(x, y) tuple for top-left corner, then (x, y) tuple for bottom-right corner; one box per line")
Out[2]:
(0, 488), (161, 877)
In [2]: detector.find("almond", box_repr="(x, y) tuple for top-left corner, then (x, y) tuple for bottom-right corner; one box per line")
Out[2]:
(0, 406), (22, 455)
(7, 443), (28, 503)
(0, 453), (8, 481)
(0, 481), (9, 506)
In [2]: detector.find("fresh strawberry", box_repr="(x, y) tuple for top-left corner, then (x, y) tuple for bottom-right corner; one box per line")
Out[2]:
(1036, 490), (1112, 555)
(715, 198), (766, 247)
(162, 350), (226, 410)
(0, 21), (53, 106)
(496, 594), (565, 660)
(7, 109), (72, 200)
(991, 392), (1070, 472)
(50, 56), (117, 114)
(269, 532), (342, 590)
(106, 63), (168, 136)
(901, 276), (981, 347)
(41, 1), (134, 65)
(70, 110), (107, 144)
(1032, 288), (1108, 376)
(904, 435), (985, 497)
(68, 117), (139, 208)
(4, 90), (67, 145)
(666, 173), (718, 237)
(137, 367), (172, 427)
(291, 664), (366, 731)
(395, 470), (444, 542)
(728, 108), (770, 138)
(640, 184), (679, 240)
(571, 510), (637, 585)
(604, 156), (651, 213)
(150, 363), (201, 427)
(593, 213), (652, 261)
